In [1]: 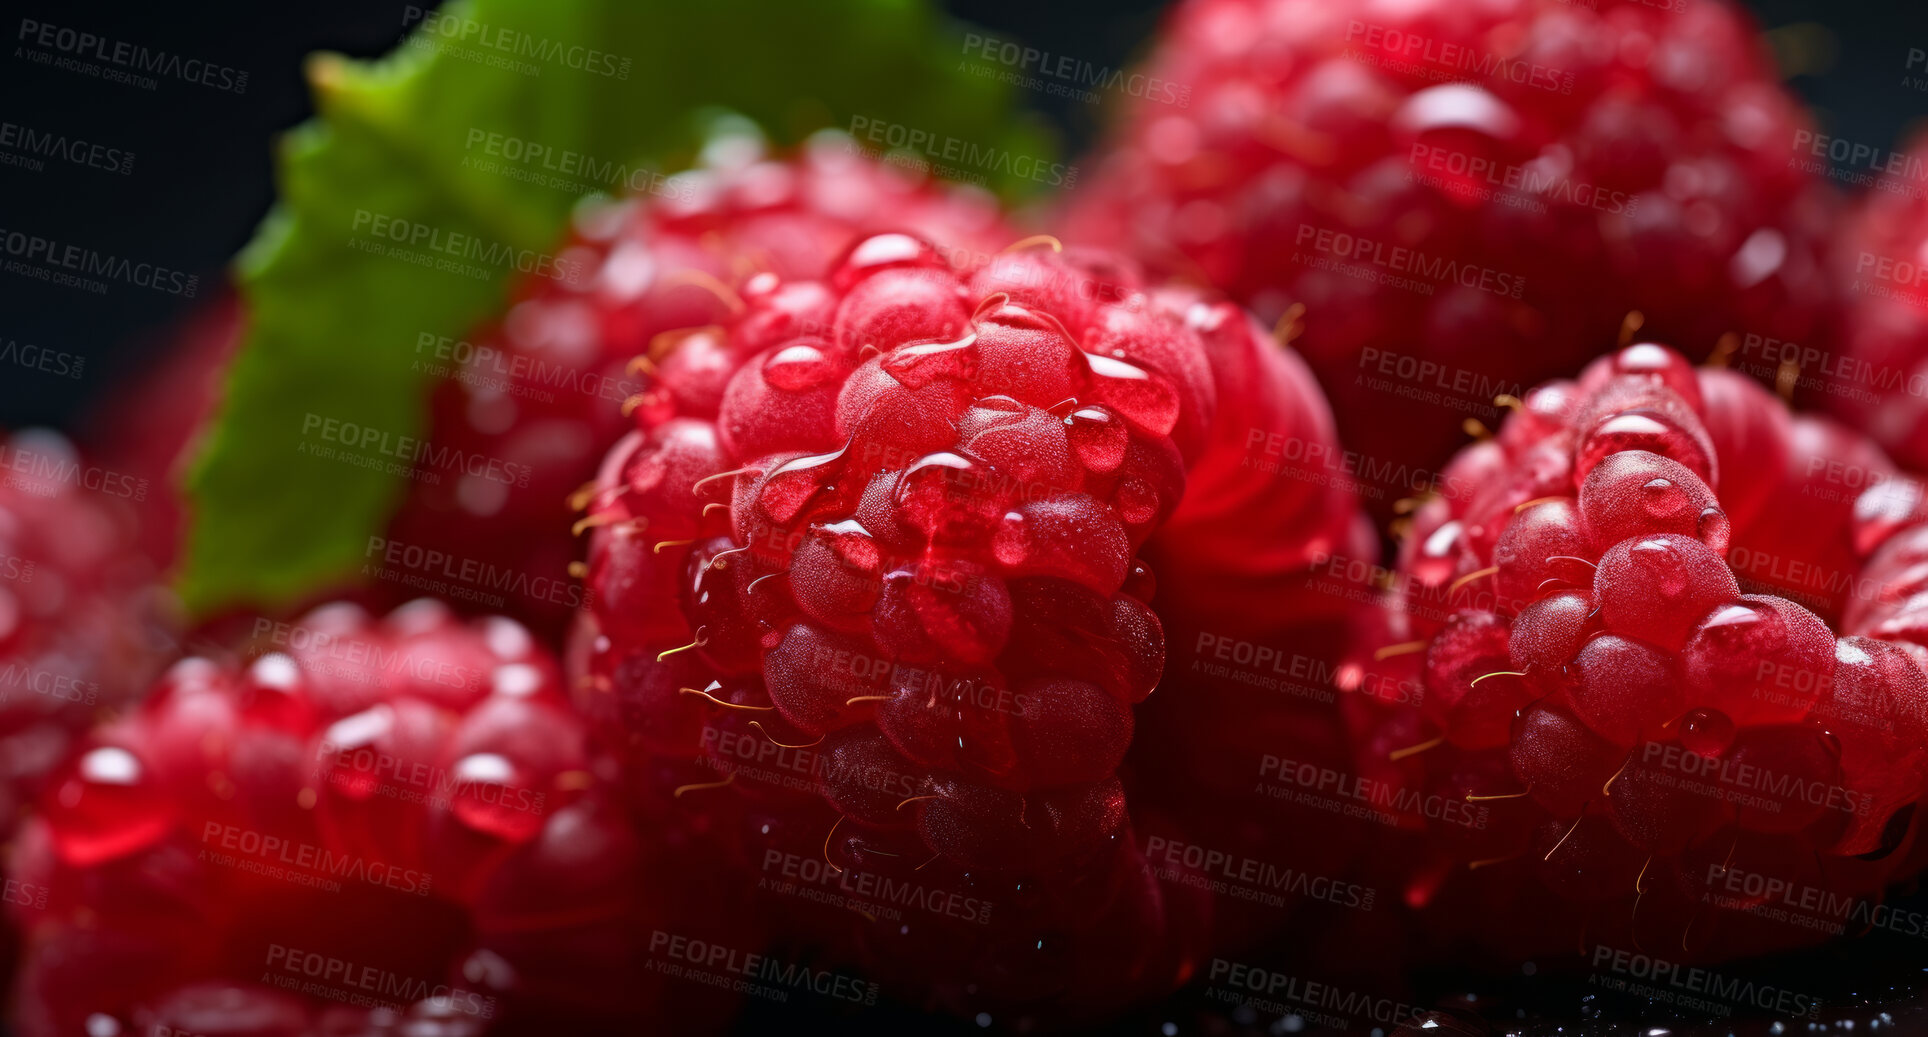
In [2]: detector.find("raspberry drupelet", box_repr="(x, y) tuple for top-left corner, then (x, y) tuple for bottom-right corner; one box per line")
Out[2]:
(0, 430), (172, 837)
(388, 128), (1015, 633)
(1065, 0), (1840, 519)
(1348, 344), (1921, 963)
(6, 600), (683, 1036)
(570, 226), (1364, 1018)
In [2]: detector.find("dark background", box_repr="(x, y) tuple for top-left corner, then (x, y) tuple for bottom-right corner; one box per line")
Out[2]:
(0, 0), (1924, 433)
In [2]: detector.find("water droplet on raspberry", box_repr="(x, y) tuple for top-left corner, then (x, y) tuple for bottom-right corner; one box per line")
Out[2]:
(1064, 404), (1129, 474)
(975, 303), (1083, 407)
(753, 445), (848, 526)
(992, 495), (1130, 594)
(1681, 595), (1834, 725)
(760, 340), (839, 392)
(1082, 352), (1181, 438)
(881, 333), (979, 390)
(832, 267), (970, 359)
(449, 751), (546, 842)
(1580, 343), (1705, 413)
(1594, 533), (1739, 651)
(45, 745), (172, 866)
(1580, 450), (1725, 552)
(788, 524), (883, 633)
(1576, 410), (1714, 486)
(872, 563), (1012, 666)
(1677, 708), (1734, 757)
(831, 232), (946, 292)
(894, 452), (1008, 545)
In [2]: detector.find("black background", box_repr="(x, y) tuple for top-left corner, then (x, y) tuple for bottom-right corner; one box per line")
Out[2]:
(0, 0), (1923, 433)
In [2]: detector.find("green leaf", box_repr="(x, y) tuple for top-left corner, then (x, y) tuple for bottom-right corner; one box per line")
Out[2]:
(179, 0), (1054, 615)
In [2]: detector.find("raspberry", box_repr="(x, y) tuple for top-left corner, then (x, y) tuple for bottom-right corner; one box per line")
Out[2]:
(98, 131), (1011, 635)
(571, 232), (1349, 1016)
(6, 600), (681, 1036)
(1064, 0), (1839, 516)
(386, 128), (1014, 633)
(1348, 343), (1917, 962)
(1828, 133), (1928, 470)
(0, 430), (171, 838)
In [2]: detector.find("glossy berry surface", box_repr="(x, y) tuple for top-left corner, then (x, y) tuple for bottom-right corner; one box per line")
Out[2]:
(1065, 0), (1839, 518)
(382, 129), (1015, 634)
(569, 228), (1359, 1017)
(0, 430), (171, 838)
(7, 600), (657, 1036)
(1827, 133), (1928, 472)
(1348, 344), (1918, 962)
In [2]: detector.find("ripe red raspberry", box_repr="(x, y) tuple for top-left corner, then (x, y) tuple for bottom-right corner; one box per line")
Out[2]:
(387, 129), (1014, 633)
(0, 430), (171, 837)
(93, 133), (1011, 635)
(1064, 0), (1838, 515)
(6, 599), (678, 1036)
(570, 230), (1355, 1015)
(1348, 343), (1917, 963)
(1825, 133), (1928, 469)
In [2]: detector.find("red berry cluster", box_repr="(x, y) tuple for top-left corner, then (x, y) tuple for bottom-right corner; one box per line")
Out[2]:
(1064, 0), (1838, 514)
(0, 430), (169, 837)
(388, 130), (1014, 632)
(7, 600), (652, 1035)
(570, 228), (1297, 1011)
(1350, 344), (1923, 960)
(579, 231), (1205, 869)
(1828, 134), (1928, 470)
